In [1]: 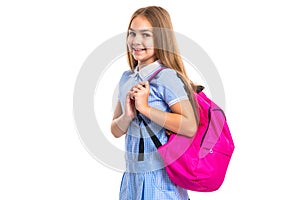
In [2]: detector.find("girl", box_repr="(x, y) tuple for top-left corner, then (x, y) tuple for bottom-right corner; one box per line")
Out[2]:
(111, 6), (199, 200)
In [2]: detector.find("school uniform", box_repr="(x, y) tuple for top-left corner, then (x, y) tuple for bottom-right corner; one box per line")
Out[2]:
(118, 60), (190, 200)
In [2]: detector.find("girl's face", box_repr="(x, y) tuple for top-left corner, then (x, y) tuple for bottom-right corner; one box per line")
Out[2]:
(127, 16), (156, 67)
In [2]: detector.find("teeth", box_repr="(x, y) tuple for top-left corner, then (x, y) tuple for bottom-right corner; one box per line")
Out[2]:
(133, 47), (146, 51)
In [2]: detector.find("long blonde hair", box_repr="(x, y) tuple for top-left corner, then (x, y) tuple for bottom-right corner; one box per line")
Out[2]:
(126, 6), (199, 123)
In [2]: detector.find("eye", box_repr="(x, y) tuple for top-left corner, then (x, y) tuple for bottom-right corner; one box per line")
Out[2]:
(128, 31), (136, 37)
(142, 33), (151, 37)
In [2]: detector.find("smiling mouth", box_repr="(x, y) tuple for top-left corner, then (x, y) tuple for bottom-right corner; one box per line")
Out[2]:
(132, 47), (147, 52)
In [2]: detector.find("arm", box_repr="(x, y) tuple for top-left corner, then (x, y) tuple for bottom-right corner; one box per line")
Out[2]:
(141, 100), (198, 137)
(130, 81), (198, 137)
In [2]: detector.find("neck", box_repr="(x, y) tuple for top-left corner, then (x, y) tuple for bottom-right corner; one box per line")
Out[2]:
(137, 63), (147, 71)
(137, 60), (158, 71)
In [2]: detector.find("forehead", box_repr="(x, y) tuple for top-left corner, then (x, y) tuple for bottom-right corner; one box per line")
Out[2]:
(130, 16), (152, 31)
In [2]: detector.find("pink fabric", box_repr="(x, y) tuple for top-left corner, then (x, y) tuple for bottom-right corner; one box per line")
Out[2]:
(158, 92), (235, 192)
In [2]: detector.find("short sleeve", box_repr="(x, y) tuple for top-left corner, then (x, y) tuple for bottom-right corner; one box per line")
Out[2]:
(156, 69), (189, 107)
(117, 70), (131, 100)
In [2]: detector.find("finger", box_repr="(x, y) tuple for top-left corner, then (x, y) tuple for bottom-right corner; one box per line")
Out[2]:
(137, 81), (148, 89)
(131, 84), (142, 91)
(129, 91), (135, 99)
(126, 93), (131, 101)
(136, 83), (145, 89)
(134, 81), (145, 87)
(144, 81), (149, 89)
(167, 129), (175, 135)
(166, 130), (172, 136)
(133, 88), (141, 94)
(132, 93), (138, 100)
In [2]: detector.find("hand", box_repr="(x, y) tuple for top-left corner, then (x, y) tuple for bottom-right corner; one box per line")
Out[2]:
(166, 130), (175, 136)
(129, 81), (150, 113)
(124, 92), (137, 120)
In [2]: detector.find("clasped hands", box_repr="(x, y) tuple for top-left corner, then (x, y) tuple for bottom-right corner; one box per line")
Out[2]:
(125, 81), (173, 136)
(125, 81), (150, 119)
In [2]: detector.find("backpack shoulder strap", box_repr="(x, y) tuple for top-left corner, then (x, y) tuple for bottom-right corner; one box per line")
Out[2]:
(137, 67), (167, 160)
(147, 66), (167, 82)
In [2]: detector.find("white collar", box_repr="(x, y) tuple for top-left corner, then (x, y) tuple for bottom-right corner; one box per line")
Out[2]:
(132, 60), (162, 81)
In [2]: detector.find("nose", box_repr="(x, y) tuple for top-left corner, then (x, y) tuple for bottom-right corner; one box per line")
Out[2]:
(132, 34), (142, 45)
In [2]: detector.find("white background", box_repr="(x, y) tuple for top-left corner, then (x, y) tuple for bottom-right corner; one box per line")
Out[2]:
(1, 0), (299, 199)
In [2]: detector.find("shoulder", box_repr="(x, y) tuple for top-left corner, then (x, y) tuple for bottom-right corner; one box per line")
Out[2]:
(159, 68), (177, 78)
(119, 69), (133, 83)
(121, 69), (133, 78)
(155, 68), (182, 85)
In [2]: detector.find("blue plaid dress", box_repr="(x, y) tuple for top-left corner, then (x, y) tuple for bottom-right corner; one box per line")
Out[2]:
(118, 60), (190, 200)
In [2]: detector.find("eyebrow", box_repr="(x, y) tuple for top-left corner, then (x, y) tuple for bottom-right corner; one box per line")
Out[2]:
(129, 28), (152, 32)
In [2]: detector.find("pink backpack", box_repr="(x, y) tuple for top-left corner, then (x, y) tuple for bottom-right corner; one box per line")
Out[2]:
(138, 67), (235, 192)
